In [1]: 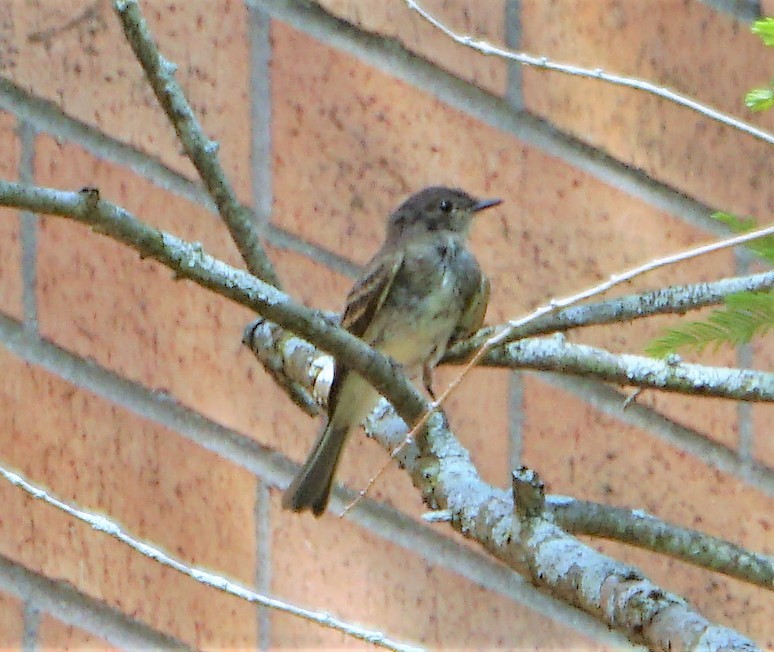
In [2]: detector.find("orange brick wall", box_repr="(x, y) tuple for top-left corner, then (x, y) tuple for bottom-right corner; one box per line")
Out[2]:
(0, 0), (771, 648)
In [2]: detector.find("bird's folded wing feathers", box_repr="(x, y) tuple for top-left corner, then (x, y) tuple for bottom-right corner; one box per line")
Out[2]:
(341, 249), (404, 339)
(450, 274), (490, 344)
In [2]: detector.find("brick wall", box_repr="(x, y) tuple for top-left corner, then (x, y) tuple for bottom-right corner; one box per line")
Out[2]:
(0, 0), (772, 648)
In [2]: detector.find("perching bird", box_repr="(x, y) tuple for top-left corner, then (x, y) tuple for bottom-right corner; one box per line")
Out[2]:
(282, 186), (500, 516)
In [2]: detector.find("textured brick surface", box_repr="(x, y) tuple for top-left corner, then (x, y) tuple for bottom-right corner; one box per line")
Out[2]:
(37, 615), (116, 650)
(0, 347), (258, 648)
(314, 0), (508, 95)
(521, 0), (774, 218)
(0, 0), (252, 199)
(0, 111), (22, 320)
(522, 376), (772, 644)
(0, 591), (24, 649)
(270, 491), (596, 648)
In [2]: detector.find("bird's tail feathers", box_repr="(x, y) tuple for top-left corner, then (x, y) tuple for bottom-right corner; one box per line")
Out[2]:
(281, 423), (349, 516)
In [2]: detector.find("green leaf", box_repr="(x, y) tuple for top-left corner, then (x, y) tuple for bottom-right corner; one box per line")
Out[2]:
(752, 17), (774, 46)
(645, 290), (774, 358)
(744, 86), (774, 112)
(712, 212), (774, 264)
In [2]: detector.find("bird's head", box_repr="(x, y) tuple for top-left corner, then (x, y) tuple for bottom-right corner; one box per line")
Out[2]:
(386, 186), (501, 243)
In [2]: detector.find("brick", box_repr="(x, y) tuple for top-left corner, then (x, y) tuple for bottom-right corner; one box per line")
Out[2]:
(34, 137), (294, 443)
(522, 376), (772, 643)
(37, 615), (116, 650)
(271, 22), (746, 444)
(521, 0), (774, 218)
(0, 346), (258, 648)
(0, 111), (22, 320)
(0, 591), (24, 649)
(1, 1), (252, 200)
(270, 491), (598, 648)
(314, 0), (508, 95)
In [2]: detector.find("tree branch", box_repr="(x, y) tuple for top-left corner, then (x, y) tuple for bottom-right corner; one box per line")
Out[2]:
(548, 497), (774, 591)
(404, 0), (774, 146)
(476, 336), (774, 402)
(0, 179), (759, 649)
(113, 0), (279, 287)
(0, 180), (428, 426)
(445, 271), (774, 359)
(245, 317), (774, 593)
(111, 0), (322, 415)
(0, 463), (421, 652)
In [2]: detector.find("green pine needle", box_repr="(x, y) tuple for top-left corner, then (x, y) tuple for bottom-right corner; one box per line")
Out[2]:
(752, 17), (774, 46)
(744, 86), (774, 112)
(645, 290), (774, 358)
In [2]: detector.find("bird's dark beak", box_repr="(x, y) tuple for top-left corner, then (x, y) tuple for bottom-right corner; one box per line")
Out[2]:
(472, 197), (502, 213)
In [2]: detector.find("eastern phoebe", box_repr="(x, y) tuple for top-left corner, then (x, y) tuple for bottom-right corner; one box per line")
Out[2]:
(282, 186), (501, 516)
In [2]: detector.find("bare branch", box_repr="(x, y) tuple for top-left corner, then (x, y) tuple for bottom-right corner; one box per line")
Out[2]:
(477, 336), (774, 402)
(404, 0), (774, 146)
(112, 0), (280, 287)
(445, 271), (774, 359)
(0, 463), (422, 652)
(548, 497), (774, 591)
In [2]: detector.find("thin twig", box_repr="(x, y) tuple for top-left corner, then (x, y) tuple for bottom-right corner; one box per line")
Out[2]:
(113, 0), (319, 414)
(0, 463), (422, 652)
(404, 0), (774, 146)
(112, 0), (280, 286)
(445, 271), (774, 360)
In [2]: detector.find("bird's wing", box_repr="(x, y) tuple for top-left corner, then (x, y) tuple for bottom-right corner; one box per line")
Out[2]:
(341, 249), (404, 339)
(327, 249), (404, 415)
(450, 273), (490, 344)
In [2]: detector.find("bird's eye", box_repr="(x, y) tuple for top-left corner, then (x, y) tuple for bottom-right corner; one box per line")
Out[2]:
(439, 199), (453, 213)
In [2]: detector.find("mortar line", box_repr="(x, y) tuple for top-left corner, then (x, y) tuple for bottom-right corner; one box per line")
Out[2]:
(17, 120), (38, 331)
(537, 371), (774, 496)
(0, 554), (190, 650)
(249, 2), (274, 223)
(698, 0), (761, 21)
(0, 315), (627, 648)
(504, 0), (523, 110)
(254, 482), (272, 651)
(22, 601), (40, 652)
(507, 370), (525, 481)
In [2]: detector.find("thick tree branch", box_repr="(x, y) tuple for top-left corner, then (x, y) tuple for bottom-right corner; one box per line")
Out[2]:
(0, 179), (758, 649)
(243, 318), (774, 591)
(476, 336), (774, 402)
(446, 271), (774, 359)
(113, 0), (279, 287)
(548, 497), (774, 591)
